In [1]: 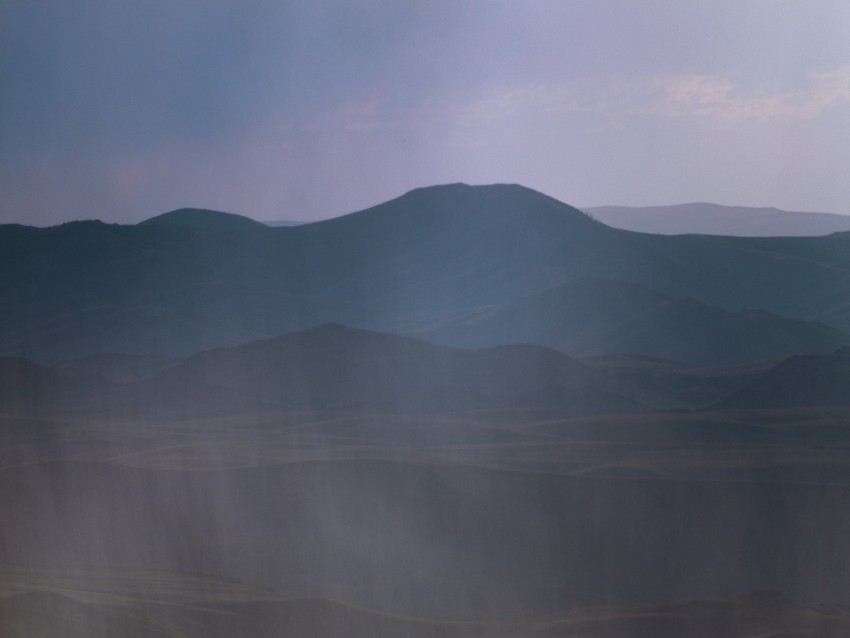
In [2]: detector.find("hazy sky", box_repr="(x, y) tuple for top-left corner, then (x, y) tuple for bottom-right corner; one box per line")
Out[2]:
(2, 1), (850, 225)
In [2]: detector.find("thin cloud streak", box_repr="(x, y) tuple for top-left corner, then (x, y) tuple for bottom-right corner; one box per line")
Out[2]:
(653, 66), (850, 124)
(310, 64), (850, 139)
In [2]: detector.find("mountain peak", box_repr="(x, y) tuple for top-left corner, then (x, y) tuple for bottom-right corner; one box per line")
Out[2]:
(401, 182), (472, 196)
(400, 182), (550, 202)
(138, 208), (266, 231)
(320, 183), (600, 232)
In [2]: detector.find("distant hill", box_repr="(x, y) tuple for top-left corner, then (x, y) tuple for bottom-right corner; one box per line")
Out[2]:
(150, 323), (641, 415)
(139, 207), (267, 231)
(3, 183), (850, 363)
(717, 347), (850, 409)
(585, 202), (850, 236)
(422, 277), (850, 366)
(0, 324), (641, 417)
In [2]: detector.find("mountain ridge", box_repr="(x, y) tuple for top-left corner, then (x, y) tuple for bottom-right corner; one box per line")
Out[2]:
(716, 347), (850, 409)
(4, 183), (850, 363)
(585, 201), (850, 236)
(421, 276), (850, 366)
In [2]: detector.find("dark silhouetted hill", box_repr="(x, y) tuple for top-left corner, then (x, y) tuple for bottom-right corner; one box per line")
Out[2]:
(138, 207), (267, 231)
(423, 278), (850, 366)
(150, 323), (641, 415)
(0, 324), (641, 417)
(717, 347), (850, 409)
(3, 184), (850, 362)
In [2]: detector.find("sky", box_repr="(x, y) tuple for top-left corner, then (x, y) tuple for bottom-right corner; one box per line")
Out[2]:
(1, 0), (850, 225)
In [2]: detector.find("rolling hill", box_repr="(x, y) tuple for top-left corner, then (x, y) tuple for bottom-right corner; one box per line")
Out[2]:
(717, 347), (850, 409)
(138, 207), (268, 231)
(3, 183), (850, 363)
(422, 277), (850, 366)
(0, 324), (642, 417)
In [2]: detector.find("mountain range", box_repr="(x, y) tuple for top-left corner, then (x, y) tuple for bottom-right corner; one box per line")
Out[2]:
(3, 183), (850, 364)
(585, 202), (850, 236)
(422, 277), (850, 366)
(6, 320), (850, 425)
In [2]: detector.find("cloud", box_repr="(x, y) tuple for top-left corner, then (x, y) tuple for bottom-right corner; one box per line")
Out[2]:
(451, 85), (582, 122)
(292, 83), (590, 138)
(651, 66), (850, 124)
(302, 64), (850, 139)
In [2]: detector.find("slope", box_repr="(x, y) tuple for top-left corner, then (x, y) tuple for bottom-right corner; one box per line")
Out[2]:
(717, 347), (850, 409)
(3, 183), (850, 363)
(0, 324), (641, 417)
(138, 207), (268, 231)
(422, 277), (850, 366)
(145, 323), (641, 415)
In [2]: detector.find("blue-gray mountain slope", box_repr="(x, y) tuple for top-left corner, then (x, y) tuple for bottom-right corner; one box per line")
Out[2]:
(2, 183), (850, 362)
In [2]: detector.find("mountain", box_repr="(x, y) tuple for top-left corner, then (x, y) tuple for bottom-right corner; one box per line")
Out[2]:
(137, 323), (643, 416)
(138, 207), (268, 231)
(0, 324), (641, 417)
(3, 183), (850, 363)
(586, 202), (850, 236)
(422, 277), (850, 366)
(717, 347), (850, 409)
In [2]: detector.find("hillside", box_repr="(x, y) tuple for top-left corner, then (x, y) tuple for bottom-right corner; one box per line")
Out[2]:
(2, 183), (850, 364)
(718, 347), (850, 409)
(423, 277), (850, 366)
(0, 324), (642, 417)
(138, 207), (268, 231)
(153, 323), (640, 415)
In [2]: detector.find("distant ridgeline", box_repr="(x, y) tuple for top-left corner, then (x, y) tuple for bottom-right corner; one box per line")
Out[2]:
(1, 183), (850, 365)
(584, 201), (850, 236)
